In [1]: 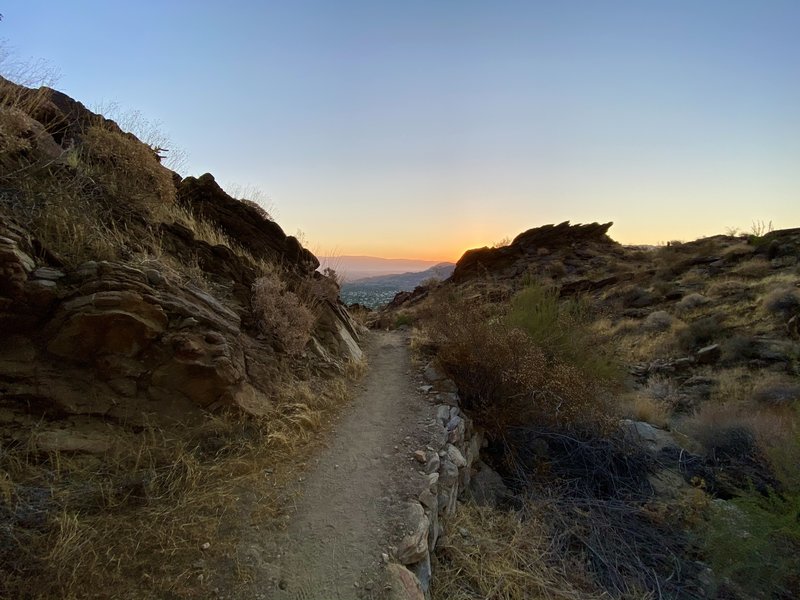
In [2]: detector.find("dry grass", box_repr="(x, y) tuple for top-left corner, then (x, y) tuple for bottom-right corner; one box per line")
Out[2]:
(709, 367), (757, 405)
(0, 371), (359, 599)
(621, 392), (671, 427)
(731, 257), (772, 279)
(706, 278), (749, 299)
(81, 124), (176, 212)
(432, 503), (605, 600)
(607, 317), (687, 362)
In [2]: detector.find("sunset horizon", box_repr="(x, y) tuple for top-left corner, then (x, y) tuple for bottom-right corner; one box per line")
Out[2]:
(4, 1), (797, 262)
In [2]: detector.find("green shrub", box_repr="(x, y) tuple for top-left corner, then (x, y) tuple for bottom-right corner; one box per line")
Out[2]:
(704, 490), (800, 598)
(394, 313), (413, 328)
(507, 285), (621, 383)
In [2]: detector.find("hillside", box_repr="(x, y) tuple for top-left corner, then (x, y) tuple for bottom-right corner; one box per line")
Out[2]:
(0, 76), (368, 598)
(384, 221), (800, 599)
(341, 262), (455, 308)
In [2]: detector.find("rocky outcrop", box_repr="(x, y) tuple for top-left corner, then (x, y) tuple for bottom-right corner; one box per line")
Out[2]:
(177, 174), (318, 275)
(0, 76), (366, 452)
(450, 221), (617, 283)
(0, 214), (365, 443)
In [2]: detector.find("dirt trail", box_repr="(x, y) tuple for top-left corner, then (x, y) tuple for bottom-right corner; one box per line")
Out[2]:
(243, 330), (434, 600)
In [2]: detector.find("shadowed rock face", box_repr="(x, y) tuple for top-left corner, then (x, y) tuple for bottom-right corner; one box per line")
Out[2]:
(177, 174), (319, 275)
(450, 221), (616, 283)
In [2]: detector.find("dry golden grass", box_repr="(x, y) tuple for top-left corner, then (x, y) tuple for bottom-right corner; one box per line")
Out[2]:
(0, 370), (361, 599)
(731, 257), (772, 279)
(81, 124), (176, 211)
(432, 503), (607, 600)
(709, 367), (756, 405)
(621, 392), (671, 427)
(409, 326), (436, 363)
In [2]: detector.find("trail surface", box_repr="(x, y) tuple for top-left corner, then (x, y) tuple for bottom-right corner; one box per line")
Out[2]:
(242, 330), (434, 600)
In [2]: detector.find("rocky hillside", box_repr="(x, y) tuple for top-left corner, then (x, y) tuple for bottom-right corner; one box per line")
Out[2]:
(388, 221), (800, 599)
(0, 76), (365, 596)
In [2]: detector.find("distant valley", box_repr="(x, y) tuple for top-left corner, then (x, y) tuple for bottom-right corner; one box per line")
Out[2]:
(317, 255), (449, 282)
(339, 262), (455, 307)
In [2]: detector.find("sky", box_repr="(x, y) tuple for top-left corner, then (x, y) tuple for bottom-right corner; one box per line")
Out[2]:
(3, 1), (799, 261)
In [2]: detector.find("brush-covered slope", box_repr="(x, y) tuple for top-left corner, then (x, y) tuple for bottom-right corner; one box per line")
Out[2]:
(0, 75), (372, 597)
(0, 75), (364, 443)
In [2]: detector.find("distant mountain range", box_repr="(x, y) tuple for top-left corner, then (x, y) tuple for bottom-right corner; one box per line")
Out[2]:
(318, 255), (450, 282)
(349, 262), (456, 286)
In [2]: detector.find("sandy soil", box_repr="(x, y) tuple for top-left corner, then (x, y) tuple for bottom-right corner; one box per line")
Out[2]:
(234, 330), (435, 600)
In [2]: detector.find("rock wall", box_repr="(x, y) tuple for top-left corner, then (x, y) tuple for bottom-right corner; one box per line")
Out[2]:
(0, 209), (364, 452)
(387, 362), (498, 599)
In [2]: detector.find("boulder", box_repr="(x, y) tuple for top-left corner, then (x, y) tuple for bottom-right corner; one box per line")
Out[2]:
(395, 502), (429, 565)
(384, 563), (425, 600)
(468, 461), (509, 508)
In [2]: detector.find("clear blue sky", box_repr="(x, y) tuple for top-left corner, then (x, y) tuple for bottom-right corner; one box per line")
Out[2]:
(3, 1), (799, 259)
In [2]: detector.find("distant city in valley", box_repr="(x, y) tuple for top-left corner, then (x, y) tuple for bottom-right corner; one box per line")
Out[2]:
(324, 260), (456, 308)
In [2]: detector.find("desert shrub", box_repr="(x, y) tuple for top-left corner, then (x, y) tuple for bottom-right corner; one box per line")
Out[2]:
(685, 403), (755, 458)
(507, 284), (620, 382)
(675, 292), (710, 313)
(251, 270), (315, 354)
(296, 271), (340, 313)
(80, 124), (176, 213)
(677, 315), (721, 351)
(762, 286), (800, 317)
(720, 333), (759, 363)
(643, 310), (674, 332)
(394, 313), (413, 328)
(752, 378), (800, 407)
(428, 288), (614, 436)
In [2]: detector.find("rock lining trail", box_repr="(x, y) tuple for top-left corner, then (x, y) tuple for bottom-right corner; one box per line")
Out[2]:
(242, 330), (436, 600)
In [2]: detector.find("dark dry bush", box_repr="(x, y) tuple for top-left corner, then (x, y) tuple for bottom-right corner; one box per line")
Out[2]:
(763, 287), (800, 318)
(753, 382), (800, 406)
(430, 307), (607, 437)
(678, 315), (721, 351)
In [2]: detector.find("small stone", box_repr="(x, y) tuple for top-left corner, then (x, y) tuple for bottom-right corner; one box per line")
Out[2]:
(413, 450), (426, 463)
(381, 552), (390, 563)
(696, 344), (721, 365)
(201, 542), (211, 550)
(458, 527), (469, 537)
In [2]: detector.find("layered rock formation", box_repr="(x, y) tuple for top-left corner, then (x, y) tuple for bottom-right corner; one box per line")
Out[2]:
(0, 77), (364, 453)
(450, 221), (618, 283)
